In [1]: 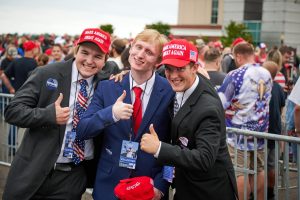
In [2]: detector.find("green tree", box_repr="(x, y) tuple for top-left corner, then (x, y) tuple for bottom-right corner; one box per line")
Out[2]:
(221, 21), (253, 47)
(146, 21), (170, 36)
(100, 24), (114, 34)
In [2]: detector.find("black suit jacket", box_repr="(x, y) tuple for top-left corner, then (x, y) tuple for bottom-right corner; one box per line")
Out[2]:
(157, 75), (238, 200)
(2, 59), (103, 200)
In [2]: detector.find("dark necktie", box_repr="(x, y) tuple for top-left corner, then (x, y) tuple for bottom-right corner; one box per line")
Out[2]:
(72, 79), (88, 165)
(174, 97), (179, 116)
(133, 87), (143, 135)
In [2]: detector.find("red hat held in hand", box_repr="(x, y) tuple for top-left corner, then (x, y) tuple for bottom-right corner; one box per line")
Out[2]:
(77, 28), (111, 54)
(114, 176), (154, 200)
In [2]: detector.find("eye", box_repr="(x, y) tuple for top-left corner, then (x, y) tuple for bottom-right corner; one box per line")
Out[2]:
(145, 50), (153, 56)
(95, 54), (103, 59)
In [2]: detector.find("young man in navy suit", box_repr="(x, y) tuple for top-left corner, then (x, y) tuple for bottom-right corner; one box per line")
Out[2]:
(77, 29), (174, 200)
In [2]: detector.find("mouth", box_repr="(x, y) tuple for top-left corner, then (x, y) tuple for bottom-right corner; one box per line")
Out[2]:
(133, 57), (144, 65)
(170, 79), (182, 86)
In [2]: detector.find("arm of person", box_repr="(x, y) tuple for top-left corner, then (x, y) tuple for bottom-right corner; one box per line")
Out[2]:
(0, 73), (15, 94)
(4, 67), (57, 128)
(77, 83), (133, 140)
(141, 106), (222, 172)
(295, 105), (300, 136)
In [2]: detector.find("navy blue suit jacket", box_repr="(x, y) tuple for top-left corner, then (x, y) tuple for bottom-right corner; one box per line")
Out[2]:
(77, 73), (174, 200)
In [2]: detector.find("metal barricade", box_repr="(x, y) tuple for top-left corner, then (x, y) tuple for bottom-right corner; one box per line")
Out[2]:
(227, 127), (300, 200)
(0, 93), (17, 165)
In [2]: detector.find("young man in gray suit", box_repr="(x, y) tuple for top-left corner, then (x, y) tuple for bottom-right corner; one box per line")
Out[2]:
(3, 27), (111, 200)
(140, 39), (238, 200)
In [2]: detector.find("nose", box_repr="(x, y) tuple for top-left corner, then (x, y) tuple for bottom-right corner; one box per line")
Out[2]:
(86, 55), (94, 64)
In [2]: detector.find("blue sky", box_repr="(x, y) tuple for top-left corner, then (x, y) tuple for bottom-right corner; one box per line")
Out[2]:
(0, 0), (178, 38)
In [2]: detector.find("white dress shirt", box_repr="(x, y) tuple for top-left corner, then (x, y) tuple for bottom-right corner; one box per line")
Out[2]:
(56, 61), (94, 163)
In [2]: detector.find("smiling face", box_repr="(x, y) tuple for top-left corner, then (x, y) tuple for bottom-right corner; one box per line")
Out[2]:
(129, 40), (160, 74)
(165, 63), (198, 92)
(52, 45), (63, 61)
(75, 42), (106, 79)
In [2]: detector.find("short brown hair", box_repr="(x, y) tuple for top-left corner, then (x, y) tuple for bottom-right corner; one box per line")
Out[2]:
(204, 47), (221, 63)
(232, 42), (254, 56)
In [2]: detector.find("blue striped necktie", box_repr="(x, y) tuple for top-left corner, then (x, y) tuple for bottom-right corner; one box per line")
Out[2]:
(72, 79), (88, 165)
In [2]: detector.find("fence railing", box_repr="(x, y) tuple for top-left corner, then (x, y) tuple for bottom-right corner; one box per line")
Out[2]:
(227, 127), (300, 200)
(0, 93), (299, 200)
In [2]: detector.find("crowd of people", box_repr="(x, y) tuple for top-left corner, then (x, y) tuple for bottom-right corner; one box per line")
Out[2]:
(0, 28), (299, 200)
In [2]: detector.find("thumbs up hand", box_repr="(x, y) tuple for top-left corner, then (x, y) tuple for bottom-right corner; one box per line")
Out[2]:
(112, 90), (133, 120)
(141, 124), (160, 155)
(55, 93), (70, 125)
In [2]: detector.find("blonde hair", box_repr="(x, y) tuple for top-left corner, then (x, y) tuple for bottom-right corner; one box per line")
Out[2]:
(263, 61), (279, 79)
(267, 48), (283, 70)
(133, 29), (168, 63)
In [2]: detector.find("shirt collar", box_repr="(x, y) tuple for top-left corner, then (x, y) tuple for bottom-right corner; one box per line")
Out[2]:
(129, 71), (156, 96)
(176, 75), (199, 104)
(72, 61), (94, 88)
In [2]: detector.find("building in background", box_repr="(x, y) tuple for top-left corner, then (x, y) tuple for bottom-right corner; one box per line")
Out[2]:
(171, 0), (300, 52)
(170, 0), (223, 41)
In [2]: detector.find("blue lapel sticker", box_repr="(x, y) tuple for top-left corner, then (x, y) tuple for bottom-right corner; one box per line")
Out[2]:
(46, 78), (58, 90)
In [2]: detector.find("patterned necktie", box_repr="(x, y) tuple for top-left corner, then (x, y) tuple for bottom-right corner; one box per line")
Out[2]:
(72, 79), (88, 165)
(133, 87), (143, 135)
(174, 96), (179, 116)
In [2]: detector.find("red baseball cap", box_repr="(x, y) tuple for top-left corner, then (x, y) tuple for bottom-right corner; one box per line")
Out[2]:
(23, 41), (37, 51)
(77, 28), (111, 54)
(231, 37), (245, 47)
(114, 176), (154, 200)
(159, 39), (198, 68)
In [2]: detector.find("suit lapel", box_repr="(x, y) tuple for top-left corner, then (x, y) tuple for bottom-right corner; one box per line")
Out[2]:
(135, 75), (164, 140)
(172, 76), (204, 140)
(57, 59), (73, 143)
(119, 74), (133, 136)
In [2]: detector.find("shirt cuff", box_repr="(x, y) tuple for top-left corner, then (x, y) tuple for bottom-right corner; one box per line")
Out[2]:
(154, 142), (161, 158)
(112, 111), (120, 122)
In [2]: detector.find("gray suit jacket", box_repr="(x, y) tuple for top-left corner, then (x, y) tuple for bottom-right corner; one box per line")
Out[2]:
(2, 59), (98, 200)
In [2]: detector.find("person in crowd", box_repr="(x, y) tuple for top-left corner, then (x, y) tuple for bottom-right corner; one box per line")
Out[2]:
(37, 53), (49, 66)
(218, 42), (272, 200)
(263, 61), (286, 199)
(120, 45), (131, 70)
(140, 39), (237, 200)
(267, 47), (285, 89)
(204, 47), (226, 89)
(108, 38), (127, 70)
(0, 40), (39, 94)
(196, 44), (209, 69)
(279, 45), (292, 83)
(77, 29), (173, 200)
(288, 78), (300, 136)
(221, 37), (245, 73)
(3, 27), (111, 200)
(255, 42), (267, 65)
(49, 43), (64, 63)
(0, 44), (19, 93)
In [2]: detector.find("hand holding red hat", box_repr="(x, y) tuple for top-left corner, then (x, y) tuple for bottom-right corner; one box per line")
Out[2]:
(140, 124), (160, 154)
